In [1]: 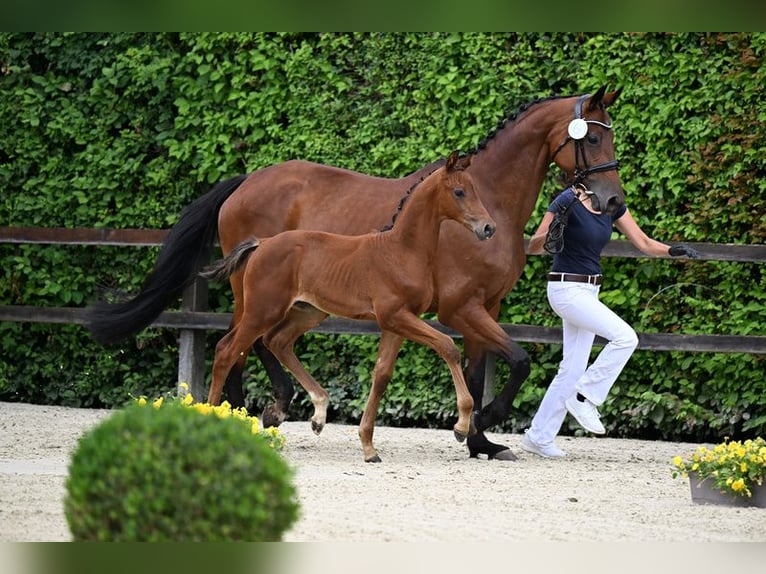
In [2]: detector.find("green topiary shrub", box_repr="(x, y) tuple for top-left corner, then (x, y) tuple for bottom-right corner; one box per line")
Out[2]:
(64, 400), (300, 541)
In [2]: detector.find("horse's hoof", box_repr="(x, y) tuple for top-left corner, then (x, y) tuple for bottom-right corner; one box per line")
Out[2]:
(365, 454), (382, 463)
(311, 420), (325, 435)
(467, 432), (515, 460)
(261, 404), (285, 428)
(488, 448), (518, 461)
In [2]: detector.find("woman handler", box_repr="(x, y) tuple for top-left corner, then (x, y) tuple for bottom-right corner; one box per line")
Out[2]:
(521, 185), (698, 458)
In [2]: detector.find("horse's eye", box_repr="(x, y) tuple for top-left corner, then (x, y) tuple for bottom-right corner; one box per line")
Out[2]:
(587, 134), (599, 145)
(454, 188), (465, 198)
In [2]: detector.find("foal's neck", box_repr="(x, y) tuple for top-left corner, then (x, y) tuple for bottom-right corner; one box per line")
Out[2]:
(386, 179), (445, 255)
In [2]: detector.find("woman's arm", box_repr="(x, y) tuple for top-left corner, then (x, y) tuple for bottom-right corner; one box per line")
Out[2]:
(528, 211), (555, 255)
(614, 209), (672, 256)
(616, 210), (700, 258)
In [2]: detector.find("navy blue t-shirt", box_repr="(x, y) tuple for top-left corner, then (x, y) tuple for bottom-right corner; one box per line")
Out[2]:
(548, 187), (627, 275)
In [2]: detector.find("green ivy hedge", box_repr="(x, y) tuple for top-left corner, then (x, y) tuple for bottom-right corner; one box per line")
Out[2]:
(1, 33), (763, 441)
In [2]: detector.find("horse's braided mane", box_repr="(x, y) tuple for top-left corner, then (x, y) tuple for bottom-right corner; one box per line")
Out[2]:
(379, 94), (572, 232)
(468, 94), (569, 155)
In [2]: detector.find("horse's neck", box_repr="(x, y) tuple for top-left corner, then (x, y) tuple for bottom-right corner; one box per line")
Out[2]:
(386, 181), (444, 256)
(469, 104), (560, 228)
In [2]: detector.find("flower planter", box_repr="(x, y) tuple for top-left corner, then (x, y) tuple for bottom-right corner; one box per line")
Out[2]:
(689, 472), (766, 508)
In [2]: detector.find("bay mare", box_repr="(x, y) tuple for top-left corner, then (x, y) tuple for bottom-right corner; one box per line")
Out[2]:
(86, 86), (624, 460)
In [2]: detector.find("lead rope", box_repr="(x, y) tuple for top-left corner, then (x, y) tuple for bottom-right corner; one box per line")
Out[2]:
(543, 187), (581, 255)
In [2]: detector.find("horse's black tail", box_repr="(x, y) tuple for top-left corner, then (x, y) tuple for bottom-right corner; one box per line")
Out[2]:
(200, 238), (260, 283)
(85, 173), (249, 344)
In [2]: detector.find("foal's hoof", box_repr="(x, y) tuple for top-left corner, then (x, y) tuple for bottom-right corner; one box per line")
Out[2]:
(365, 454), (382, 463)
(311, 420), (325, 435)
(453, 428), (469, 443)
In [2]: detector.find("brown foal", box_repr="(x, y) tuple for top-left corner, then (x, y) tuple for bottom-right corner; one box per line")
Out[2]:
(201, 152), (495, 461)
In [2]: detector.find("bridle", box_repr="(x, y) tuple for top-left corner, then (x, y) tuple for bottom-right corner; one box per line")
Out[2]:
(551, 94), (620, 189)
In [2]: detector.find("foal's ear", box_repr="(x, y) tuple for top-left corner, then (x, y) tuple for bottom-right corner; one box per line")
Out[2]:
(446, 150), (471, 172)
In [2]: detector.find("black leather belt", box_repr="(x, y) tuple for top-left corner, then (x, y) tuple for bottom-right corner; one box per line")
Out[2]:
(548, 272), (603, 286)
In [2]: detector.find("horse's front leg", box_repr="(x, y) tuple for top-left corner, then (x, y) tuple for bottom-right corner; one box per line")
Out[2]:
(358, 331), (404, 463)
(442, 305), (530, 461)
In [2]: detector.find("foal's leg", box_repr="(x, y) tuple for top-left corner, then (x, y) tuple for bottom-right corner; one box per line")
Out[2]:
(264, 322), (331, 436)
(220, 269), (251, 408)
(359, 331), (404, 463)
(211, 271), (293, 407)
(258, 303), (329, 427)
(381, 312), (475, 441)
(209, 322), (263, 406)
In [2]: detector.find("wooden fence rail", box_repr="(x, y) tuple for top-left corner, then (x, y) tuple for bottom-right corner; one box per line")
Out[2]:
(2, 226), (765, 400)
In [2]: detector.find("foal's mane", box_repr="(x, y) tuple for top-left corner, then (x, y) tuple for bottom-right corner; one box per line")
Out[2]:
(379, 94), (571, 232)
(380, 172), (433, 232)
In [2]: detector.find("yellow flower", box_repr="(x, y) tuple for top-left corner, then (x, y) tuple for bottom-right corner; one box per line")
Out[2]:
(213, 403), (231, 419)
(130, 390), (285, 452)
(741, 462), (748, 473)
(193, 403), (212, 416)
(731, 478), (746, 492)
(673, 456), (683, 468)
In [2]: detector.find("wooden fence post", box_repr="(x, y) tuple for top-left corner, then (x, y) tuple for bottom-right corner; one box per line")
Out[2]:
(177, 274), (209, 401)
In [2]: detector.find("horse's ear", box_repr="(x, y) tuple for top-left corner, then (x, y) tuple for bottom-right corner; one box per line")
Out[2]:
(602, 87), (623, 108)
(587, 85), (608, 111)
(588, 85), (622, 111)
(446, 151), (471, 172)
(446, 150), (459, 171)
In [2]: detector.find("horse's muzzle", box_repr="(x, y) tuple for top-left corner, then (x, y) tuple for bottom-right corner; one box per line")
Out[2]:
(591, 194), (624, 216)
(476, 223), (496, 241)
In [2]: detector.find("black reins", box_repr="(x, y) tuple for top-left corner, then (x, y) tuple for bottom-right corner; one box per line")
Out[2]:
(551, 94), (620, 188)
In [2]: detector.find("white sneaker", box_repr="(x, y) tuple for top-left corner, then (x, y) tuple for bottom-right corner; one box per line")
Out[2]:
(521, 433), (566, 458)
(565, 396), (606, 434)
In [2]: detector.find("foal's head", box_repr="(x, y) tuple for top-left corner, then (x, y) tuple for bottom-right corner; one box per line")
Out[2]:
(435, 151), (496, 241)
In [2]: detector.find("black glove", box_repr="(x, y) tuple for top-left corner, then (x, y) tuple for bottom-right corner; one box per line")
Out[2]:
(668, 244), (700, 259)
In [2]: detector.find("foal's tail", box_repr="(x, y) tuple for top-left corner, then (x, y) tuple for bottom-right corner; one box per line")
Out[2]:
(200, 239), (260, 282)
(85, 174), (249, 344)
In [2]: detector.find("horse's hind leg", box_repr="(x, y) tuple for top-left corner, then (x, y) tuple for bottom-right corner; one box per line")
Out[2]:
(252, 338), (294, 426)
(359, 331), (404, 463)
